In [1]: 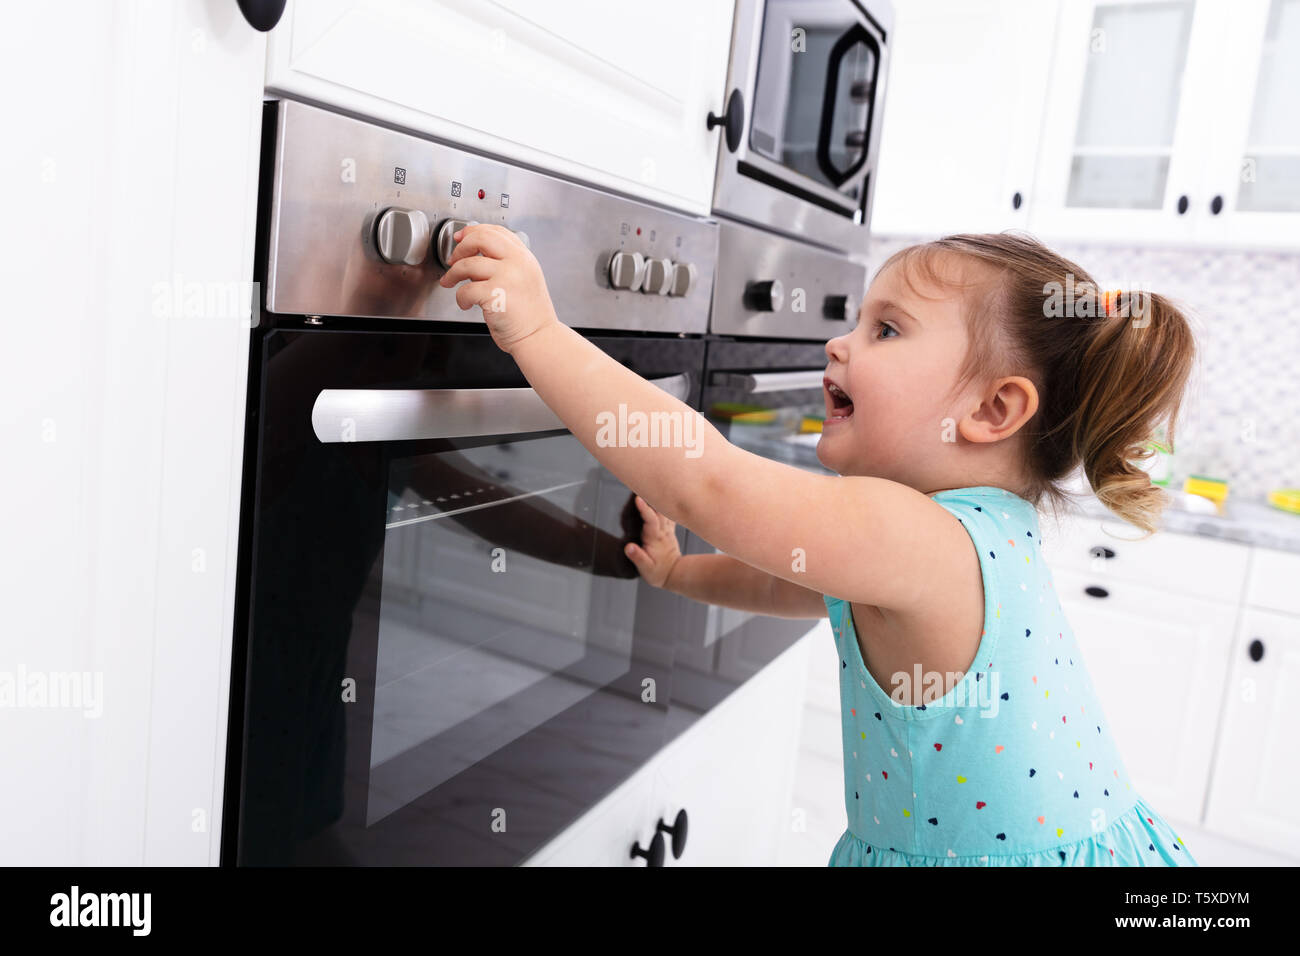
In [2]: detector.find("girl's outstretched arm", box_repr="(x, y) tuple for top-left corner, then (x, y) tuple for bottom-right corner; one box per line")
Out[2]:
(440, 223), (972, 614)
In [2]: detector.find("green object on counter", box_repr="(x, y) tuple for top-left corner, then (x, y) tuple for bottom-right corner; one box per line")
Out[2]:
(708, 402), (776, 424)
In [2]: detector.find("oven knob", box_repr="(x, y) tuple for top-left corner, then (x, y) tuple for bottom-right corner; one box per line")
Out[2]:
(375, 207), (432, 266)
(435, 218), (479, 268)
(669, 262), (697, 297)
(608, 250), (645, 291)
(744, 279), (784, 312)
(641, 257), (673, 295)
(823, 294), (858, 322)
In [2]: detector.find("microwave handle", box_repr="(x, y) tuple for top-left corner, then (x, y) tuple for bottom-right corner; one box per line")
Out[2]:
(311, 373), (692, 443)
(709, 370), (824, 394)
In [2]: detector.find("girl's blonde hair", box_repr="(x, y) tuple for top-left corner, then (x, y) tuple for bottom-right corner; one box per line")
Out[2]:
(877, 231), (1196, 538)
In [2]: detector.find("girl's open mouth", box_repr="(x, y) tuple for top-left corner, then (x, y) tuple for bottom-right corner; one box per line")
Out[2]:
(824, 379), (854, 424)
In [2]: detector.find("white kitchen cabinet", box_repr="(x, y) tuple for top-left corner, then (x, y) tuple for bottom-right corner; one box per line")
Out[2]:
(264, 0), (735, 215)
(1038, 509), (1251, 605)
(1050, 567), (1239, 827)
(870, 0), (1059, 237)
(1031, 0), (1300, 249)
(1209, 0), (1300, 247)
(0, 1), (266, 864)
(1204, 605), (1300, 858)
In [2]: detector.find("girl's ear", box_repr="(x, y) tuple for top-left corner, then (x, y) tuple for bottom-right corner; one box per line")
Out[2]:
(958, 376), (1039, 444)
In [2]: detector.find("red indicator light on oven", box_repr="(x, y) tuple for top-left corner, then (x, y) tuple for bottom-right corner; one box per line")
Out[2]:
(477, 188), (485, 200)
(636, 227), (641, 235)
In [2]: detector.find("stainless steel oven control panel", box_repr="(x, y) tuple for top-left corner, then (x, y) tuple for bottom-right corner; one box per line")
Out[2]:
(264, 99), (718, 334)
(709, 217), (868, 339)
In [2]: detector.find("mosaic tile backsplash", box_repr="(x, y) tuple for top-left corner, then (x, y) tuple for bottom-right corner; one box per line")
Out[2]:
(864, 234), (1300, 504)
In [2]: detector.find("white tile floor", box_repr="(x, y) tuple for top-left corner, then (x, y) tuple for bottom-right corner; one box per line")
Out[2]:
(779, 625), (1297, 867)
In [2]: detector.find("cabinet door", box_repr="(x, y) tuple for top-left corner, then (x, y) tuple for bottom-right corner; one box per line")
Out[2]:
(1031, 0), (1225, 244)
(1202, 0), (1300, 248)
(870, 0), (1059, 236)
(1204, 607), (1300, 858)
(645, 634), (813, 865)
(264, 0), (734, 214)
(1051, 568), (1238, 826)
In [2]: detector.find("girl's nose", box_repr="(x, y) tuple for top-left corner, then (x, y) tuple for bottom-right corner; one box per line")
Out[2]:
(825, 333), (849, 362)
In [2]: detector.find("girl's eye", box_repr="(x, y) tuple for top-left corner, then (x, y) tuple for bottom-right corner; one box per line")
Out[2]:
(876, 321), (899, 339)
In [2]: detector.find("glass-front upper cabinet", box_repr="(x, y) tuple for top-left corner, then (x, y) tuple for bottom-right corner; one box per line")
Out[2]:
(1238, 0), (1300, 211)
(1031, 0), (1224, 243)
(1212, 0), (1300, 246)
(1031, 0), (1300, 248)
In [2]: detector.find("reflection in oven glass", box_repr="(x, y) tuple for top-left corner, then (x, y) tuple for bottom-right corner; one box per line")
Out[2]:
(365, 435), (637, 825)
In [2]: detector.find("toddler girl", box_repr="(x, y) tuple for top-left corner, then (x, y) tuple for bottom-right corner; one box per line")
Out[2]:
(439, 225), (1198, 867)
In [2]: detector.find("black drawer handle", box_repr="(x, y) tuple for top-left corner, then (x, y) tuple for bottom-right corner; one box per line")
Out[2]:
(1177, 194), (1189, 215)
(656, 809), (689, 859)
(630, 831), (665, 866)
(1249, 639), (1264, 662)
(1084, 585), (1109, 598)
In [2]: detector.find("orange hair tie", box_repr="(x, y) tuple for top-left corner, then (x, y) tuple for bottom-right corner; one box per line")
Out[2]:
(1101, 289), (1123, 317)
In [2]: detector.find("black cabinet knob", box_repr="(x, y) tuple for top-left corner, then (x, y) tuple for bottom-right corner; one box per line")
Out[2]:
(1089, 546), (1116, 559)
(1012, 191), (1023, 210)
(1210, 194), (1224, 215)
(656, 809), (689, 860)
(1249, 639), (1264, 662)
(707, 89), (745, 154)
(236, 0), (286, 31)
(1084, 585), (1109, 598)
(630, 831), (665, 867)
(1176, 195), (1189, 215)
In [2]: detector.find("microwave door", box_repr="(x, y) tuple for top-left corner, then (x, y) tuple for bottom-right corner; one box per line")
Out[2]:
(750, 4), (877, 199)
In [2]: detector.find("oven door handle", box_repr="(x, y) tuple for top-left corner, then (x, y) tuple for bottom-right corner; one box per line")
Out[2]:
(709, 370), (824, 394)
(311, 373), (692, 443)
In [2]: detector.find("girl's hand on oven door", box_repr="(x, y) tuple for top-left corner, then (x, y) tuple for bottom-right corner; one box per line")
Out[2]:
(437, 223), (560, 354)
(623, 494), (682, 589)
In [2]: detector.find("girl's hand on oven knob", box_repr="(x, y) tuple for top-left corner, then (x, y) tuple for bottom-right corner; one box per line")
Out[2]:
(623, 495), (682, 589)
(438, 223), (559, 354)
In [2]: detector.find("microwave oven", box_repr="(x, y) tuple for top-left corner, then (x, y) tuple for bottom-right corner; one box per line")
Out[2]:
(710, 0), (893, 254)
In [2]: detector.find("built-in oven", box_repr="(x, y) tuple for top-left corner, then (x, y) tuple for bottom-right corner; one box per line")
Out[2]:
(223, 100), (718, 865)
(710, 0), (892, 254)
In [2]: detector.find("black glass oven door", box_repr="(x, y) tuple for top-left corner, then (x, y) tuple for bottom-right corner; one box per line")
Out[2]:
(227, 328), (705, 865)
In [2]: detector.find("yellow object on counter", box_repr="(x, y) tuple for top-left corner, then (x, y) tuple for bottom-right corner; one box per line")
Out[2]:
(708, 402), (776, 424)
(1267, 489), (1300, 515)
(799, 416), (825, 433)
(1183, 475), (1228, 512)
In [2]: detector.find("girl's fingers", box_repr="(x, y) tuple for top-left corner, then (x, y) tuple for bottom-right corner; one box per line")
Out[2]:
(440, 254), (497, 288)
(454, 278), (496, 312)
(447, 224), (513, 264)
(636, 495), (666, 534)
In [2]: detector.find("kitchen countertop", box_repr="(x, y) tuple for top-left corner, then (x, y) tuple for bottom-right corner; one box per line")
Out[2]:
(1066, 491), (1300, 556)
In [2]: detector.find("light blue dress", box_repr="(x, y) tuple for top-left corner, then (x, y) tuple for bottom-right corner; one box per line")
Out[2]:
(822, 486), (1197, 866)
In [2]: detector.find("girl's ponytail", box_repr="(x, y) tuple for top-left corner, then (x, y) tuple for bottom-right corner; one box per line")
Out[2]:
(1072, 289), (1196, 537)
